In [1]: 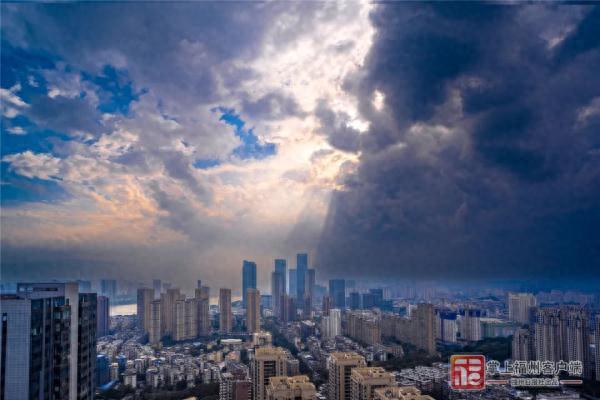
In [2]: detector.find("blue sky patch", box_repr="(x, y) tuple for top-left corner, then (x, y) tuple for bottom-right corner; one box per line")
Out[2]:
(193, 158), (221, 169)
(215, 107), (276, 160)
(83, 65), (141, 115)
(0, 162), (69, 206)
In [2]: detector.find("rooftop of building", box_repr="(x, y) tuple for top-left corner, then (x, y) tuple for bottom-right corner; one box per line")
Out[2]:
(374, 385), (434, 400)
(329, 351), (365, 362)
(254, 346), (288, 357)
(267, 375), (316, 391)
(352, 367), (394, 380)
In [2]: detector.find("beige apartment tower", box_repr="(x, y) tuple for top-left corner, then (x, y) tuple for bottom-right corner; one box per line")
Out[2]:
(246, 288), (261, 333)
(413, 303), (436, 355)
(173, 299), (186, 341)
(196, 286), (211, 336)
(137, 288), (154, 333)
(327, 352), (367, 400)
(161, 288), (182, 336)
(220, 288), (233, 334)
(251, 347), (292, 400)
(149, 299), (162, 345)
(350, 367), (395, 400)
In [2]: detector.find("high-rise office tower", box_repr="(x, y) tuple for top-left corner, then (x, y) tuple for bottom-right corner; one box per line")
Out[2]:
(149, 300), (162, 345)
(97, 295), (110, 338)
(304, 268), (315, 316)
(361, 293), (375, 309)
(100, 279), (117, 299)
(246, 288), (261, 333)
(307, 269), (315, 299)
(369, 289), (383, 308)
(280, 294), (297, 323)
(96, 354), (110, 387)
(137, 288), (154, 333)
(266, 376), (317, 400)
(251, 347), (293, 400)
(161, 288), (181, 337)
(1, 291), (71, 399)
(302, 295), (312, 319)
(323, 295), (332, 316)
(413, 304), (436, 355)
(289, 269), (297, 299)
(220, 288), (233, 334)
(77, 293), (97, 399)
(152, 279), (162, 299)
(242, 260), (257, 307)
(328, 352), (367, 400)
(275, 259), (287, 294)
(197, 280), (203, 289)
(296, 253), (308, 302)
(272, 271), (284, 318)
(329, 279), (346, 309)
(196, 286), (211, 336)
(350, 367), (395, 400)
(508, 293), (537, 324)
(349, 292), (360, 310)
(15, 282), (97, 400)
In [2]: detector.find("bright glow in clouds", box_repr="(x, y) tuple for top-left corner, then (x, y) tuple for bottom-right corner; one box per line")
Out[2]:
(372, 90), (385, 111)
(0, 2), (374, 291)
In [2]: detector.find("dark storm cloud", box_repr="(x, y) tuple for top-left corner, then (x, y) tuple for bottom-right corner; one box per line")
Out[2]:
(315, 100), (361, 152)
(316, 3), (600, 281)
(241, 92), (306, 121)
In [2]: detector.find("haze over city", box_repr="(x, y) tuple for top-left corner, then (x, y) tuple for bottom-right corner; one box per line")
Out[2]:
(2, 2), (600, 293)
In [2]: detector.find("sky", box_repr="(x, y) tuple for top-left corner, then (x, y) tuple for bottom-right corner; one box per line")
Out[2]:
(1, 3), (599, 293)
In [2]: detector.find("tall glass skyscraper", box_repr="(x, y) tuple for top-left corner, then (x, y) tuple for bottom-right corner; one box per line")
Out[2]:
(289, 269), (297, 299)
(329, 279), (346, 309)
(274, 259), (287, 293)
(296, 253), (308, 301)
(242, 260), (257, 307)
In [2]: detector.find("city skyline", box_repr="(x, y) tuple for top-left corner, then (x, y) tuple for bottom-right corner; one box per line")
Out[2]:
(2, 3), (599, 288)
(2, 2), (600, 399)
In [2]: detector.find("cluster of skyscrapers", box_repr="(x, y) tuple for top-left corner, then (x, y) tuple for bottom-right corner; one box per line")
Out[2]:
(136, 254), (318, 345)
(271, 254), (316, 322)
